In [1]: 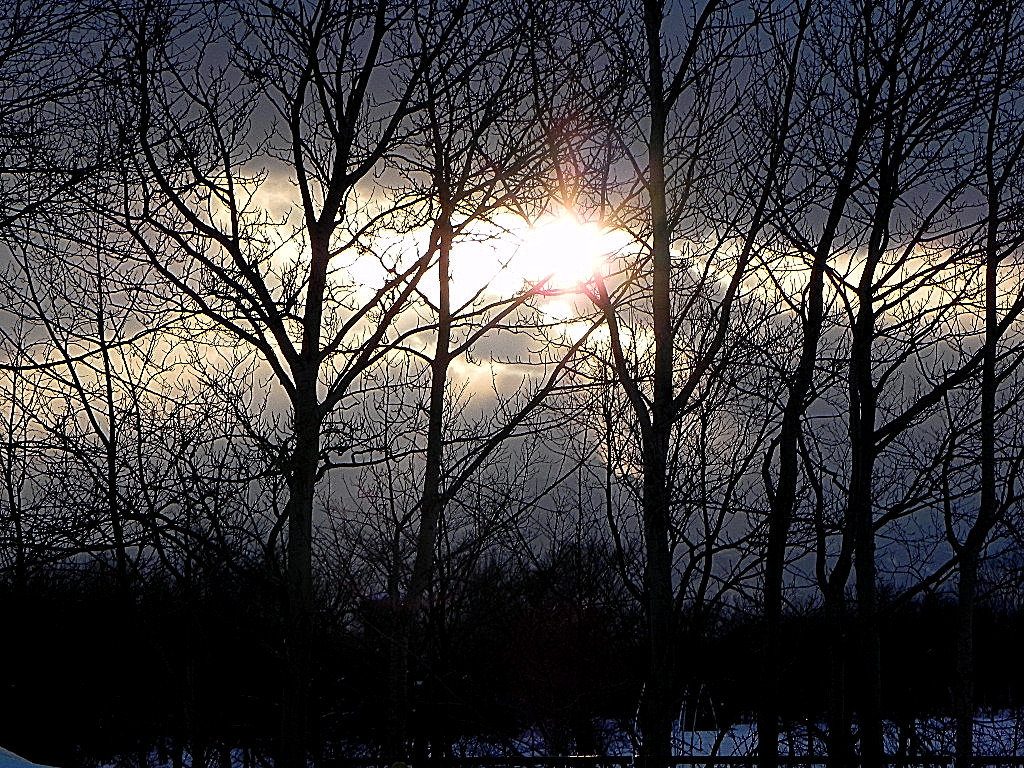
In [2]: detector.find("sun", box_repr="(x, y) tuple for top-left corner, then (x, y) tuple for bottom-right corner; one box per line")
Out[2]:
(389, 210), (620, 312)
(516, 213), (610, 290)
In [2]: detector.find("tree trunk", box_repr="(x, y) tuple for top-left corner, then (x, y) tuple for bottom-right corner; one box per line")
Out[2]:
(850, 312), (882, 768)
(760, 82), (869, 765)
(955, 130), (1002, 764)
(955, 552), (978, 765)
(824, 593), (855, 767)
(760, 411), (797, 767)
(640, 451), (675, 760)
(386, 214), (454, 760)
(760, 212), (833, 768)
(640, 1), (677, 759)
(281, 385), (319, 768)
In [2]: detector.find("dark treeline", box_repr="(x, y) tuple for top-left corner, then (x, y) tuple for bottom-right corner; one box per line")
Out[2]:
(6, 554), (1024, 768)
(5, 0), (1024, 766)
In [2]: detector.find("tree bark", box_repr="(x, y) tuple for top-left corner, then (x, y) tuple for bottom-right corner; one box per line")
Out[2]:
(955, 551), (978, 765)
(761, 154), (859, 768)
(850, 281), (882, 768)
(955, 85), (1004, 762)
(281, 372), (322, 768)
(385, 214), (454, 760)
(825, 592), (855, 765)
(639, 0), (677, 758)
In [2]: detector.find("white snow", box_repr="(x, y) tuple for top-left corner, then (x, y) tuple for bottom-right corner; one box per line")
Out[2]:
(0, 747), (56, 768)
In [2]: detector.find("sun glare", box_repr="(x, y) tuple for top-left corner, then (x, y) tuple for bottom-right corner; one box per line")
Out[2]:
(348, 210), (619, 316)
(517, 214), (609, 289)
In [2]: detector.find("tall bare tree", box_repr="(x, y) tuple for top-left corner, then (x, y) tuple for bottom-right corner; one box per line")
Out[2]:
(100, 1), (485, 763)
(372, 0), (597, 755)
(943, 6), (1024, 761)
(537, 0), (816, 757)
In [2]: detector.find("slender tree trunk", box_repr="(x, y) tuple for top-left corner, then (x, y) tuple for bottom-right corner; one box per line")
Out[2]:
(2, 398), (28, 591)
(96, 273), (133, 602)
(385, 608), (408, 761)
(956, 127), (1002, 764)
(760, 205), (838, 768)
(760, 410), (797, 766)
(760, 80), (871, 760)
(850, 97), (901, 763)
(386, 215), (454, 760)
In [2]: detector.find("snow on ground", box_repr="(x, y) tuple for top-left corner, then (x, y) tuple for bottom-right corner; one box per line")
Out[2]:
(27, 713), (1024, 768)
(0, 747), (56, 768)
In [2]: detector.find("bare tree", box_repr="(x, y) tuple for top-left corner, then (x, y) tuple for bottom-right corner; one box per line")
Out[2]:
(372, 0), (590, 755)
(98, 1), (468, 763)
(941, 6), (1024, 761)
(558, 0), (808, 757)
(0, 0), (107, 583)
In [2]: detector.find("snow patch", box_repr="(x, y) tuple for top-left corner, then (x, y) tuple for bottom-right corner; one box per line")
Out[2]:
(0, 747), (57, 768)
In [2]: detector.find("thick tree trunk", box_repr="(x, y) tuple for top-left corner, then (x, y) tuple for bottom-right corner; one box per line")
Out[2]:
(955, 553), (978, 765)
(281, 384), (319, 768)
(640, 1), (677, 759)
(278, 206), (335, 768)
(760, 411), (798, 766)
(824, 593), (855, 767)
(640, 451), (675, 760)
(850, 315), (882, 768)
(853, 522), (882, 768)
